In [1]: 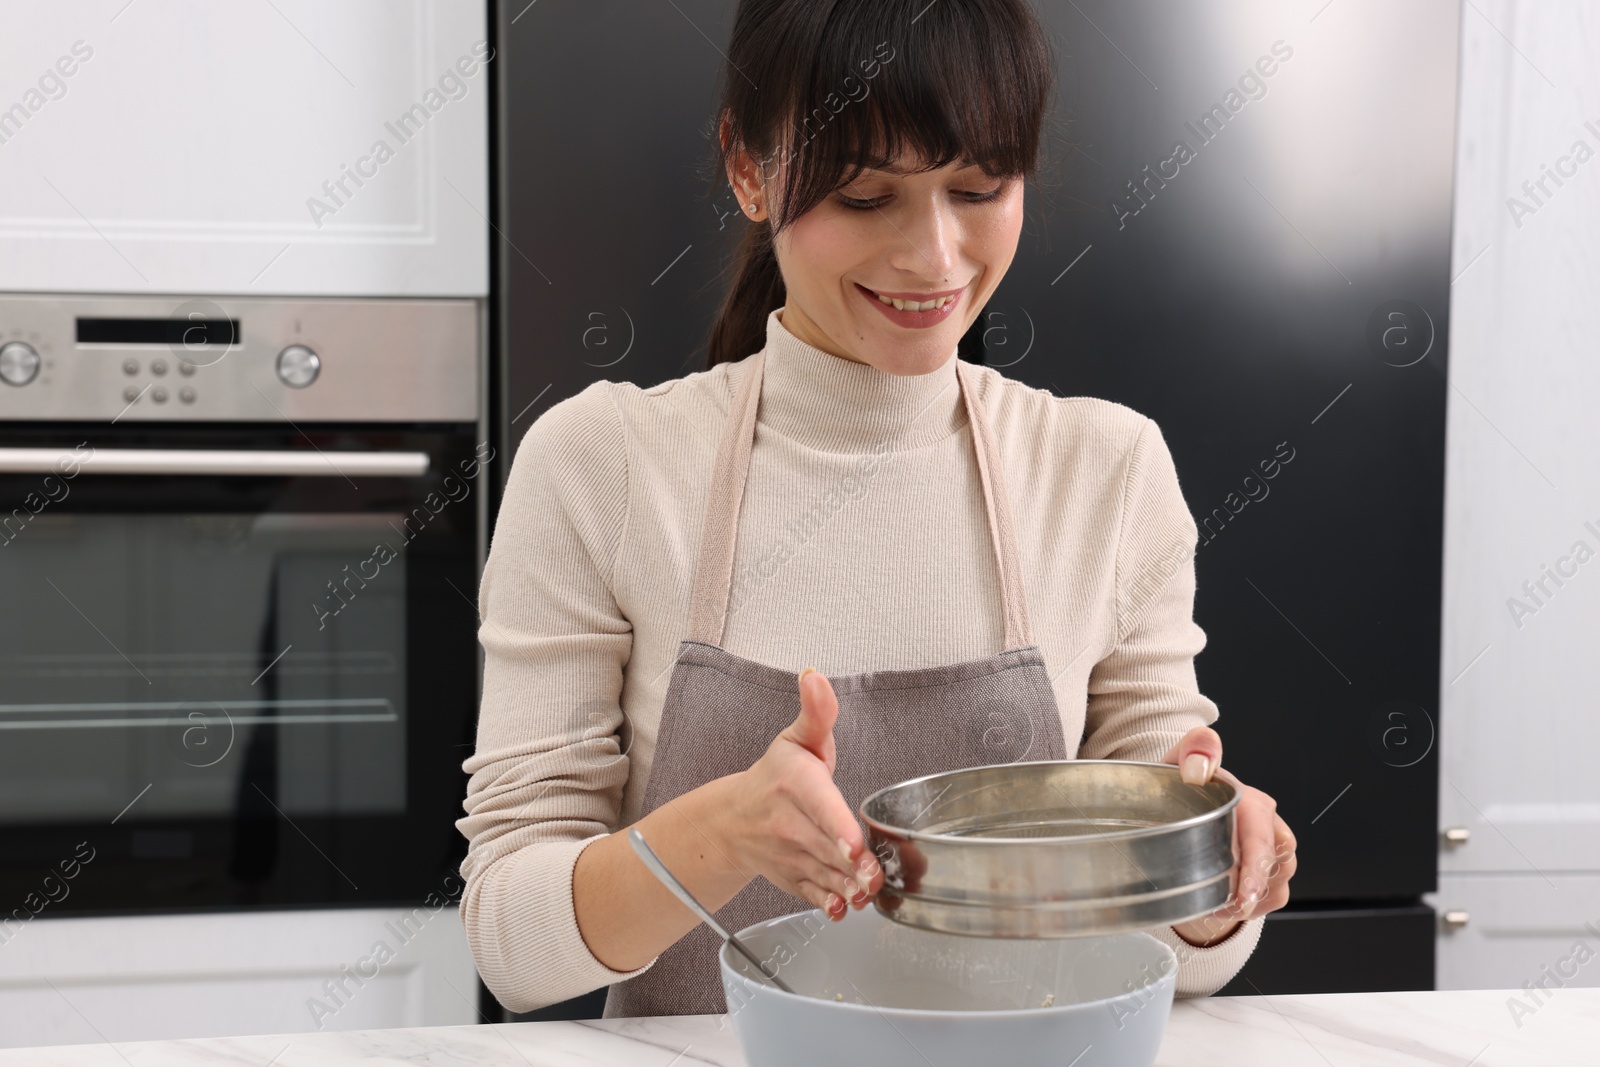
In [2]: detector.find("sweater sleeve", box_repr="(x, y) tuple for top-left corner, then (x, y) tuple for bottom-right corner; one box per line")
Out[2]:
(1079, 414), (1264, 996)
(455, 382), (656, 1012)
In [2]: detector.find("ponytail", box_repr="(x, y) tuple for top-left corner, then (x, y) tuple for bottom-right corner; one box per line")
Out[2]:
(705, 214), (785, 370)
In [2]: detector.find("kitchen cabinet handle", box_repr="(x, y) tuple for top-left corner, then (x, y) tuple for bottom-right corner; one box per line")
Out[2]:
(0, 447), (429, 478)
(1442, 910), (1469, 928)
(1442, 827), (1470, 845)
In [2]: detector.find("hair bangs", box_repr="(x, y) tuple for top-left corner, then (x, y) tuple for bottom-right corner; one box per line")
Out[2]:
(748, 0), (1053, 231)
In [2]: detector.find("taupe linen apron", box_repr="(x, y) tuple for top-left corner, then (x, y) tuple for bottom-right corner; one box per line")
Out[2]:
(603, 347), (1068, 1018)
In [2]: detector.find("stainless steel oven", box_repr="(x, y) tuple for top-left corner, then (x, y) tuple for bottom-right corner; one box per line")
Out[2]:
(0, 294), (483, 913)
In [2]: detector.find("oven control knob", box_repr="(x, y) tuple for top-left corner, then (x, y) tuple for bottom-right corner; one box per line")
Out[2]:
(0, 341), (40, 387)
(276, 344), (320, 388)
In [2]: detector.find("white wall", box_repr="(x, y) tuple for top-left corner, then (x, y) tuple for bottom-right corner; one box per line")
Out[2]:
(1435, 0), (1600, 990)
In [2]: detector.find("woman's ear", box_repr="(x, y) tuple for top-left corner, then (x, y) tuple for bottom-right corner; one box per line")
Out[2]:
(725, 149), (766, 219)
(720, 113), (774, 220)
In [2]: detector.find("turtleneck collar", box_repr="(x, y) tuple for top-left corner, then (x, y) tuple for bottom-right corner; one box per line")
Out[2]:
(754, 307), (967, 454)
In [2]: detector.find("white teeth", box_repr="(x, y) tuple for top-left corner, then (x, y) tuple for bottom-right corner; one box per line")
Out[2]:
(874, 292), (956, 312)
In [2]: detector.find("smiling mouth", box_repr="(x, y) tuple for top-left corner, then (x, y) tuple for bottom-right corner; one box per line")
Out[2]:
(856, 283), (964, 312)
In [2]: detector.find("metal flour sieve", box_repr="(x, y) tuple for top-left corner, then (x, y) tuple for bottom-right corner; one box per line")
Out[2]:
(859, 760), (1240, 938)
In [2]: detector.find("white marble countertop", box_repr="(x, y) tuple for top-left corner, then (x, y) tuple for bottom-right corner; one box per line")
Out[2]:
(1, 988), (1592, 1065)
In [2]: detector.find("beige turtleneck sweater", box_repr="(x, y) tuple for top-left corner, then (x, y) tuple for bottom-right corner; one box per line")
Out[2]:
(458, 307), (1264, 1012)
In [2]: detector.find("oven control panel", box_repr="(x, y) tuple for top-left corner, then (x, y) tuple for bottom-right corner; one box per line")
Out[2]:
(0, 295), (478, 422)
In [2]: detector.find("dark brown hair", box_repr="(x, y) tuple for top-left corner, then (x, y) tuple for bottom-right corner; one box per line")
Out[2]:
(703, 0), (1058, 369)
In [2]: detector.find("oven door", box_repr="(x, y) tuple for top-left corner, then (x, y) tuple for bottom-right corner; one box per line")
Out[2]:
(0, 424), (482, 913)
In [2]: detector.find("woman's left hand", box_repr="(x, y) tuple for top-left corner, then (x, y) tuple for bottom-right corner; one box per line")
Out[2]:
(1160, 726), (1296, 947)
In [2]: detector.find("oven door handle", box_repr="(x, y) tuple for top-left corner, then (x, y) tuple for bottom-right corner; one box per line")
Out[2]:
(0, 447), (430, 478)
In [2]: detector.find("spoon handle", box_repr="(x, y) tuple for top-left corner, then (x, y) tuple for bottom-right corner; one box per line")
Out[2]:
(627, 827), (796, 994)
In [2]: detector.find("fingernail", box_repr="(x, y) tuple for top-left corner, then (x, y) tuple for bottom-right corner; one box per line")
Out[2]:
(857, 856), (877, 878)
(1181, 754), (1211, 785)
(843, 879), (859, 898)
(837, 837), (854, 862)
(799, 666), (818, 685)
(825, 892), (842, 913)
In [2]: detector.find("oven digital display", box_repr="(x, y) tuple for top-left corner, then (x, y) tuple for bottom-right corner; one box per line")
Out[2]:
(76, 317), (241, 346)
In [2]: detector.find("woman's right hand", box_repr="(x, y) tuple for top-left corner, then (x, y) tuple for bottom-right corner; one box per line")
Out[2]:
(717, 667), (883, 920)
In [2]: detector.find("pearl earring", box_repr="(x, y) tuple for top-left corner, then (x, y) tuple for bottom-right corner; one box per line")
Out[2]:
(747, 204), (758, 213)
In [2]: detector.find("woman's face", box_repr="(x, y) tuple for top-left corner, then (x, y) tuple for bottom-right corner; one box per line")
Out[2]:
(738, 148), (1026, 377)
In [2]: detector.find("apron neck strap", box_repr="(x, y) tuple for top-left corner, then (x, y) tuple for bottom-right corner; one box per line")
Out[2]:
(686, 347), (1034, 649)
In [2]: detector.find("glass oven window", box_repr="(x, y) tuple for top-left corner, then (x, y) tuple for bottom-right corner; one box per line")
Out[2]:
(0, 513), (407, 823)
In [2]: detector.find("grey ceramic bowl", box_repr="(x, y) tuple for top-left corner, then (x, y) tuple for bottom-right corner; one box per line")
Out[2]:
(719, 907), (1176, 1067)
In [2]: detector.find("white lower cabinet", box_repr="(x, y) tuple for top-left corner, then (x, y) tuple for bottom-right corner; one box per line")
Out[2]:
(1431, 874), (1600, 996)
(0, 907), (480, 1048)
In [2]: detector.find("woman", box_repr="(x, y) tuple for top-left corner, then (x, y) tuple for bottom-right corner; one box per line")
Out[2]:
(459, 0), (1296, 1019)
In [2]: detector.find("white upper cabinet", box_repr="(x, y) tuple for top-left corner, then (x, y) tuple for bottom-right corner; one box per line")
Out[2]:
(0, 0), (488, 297)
